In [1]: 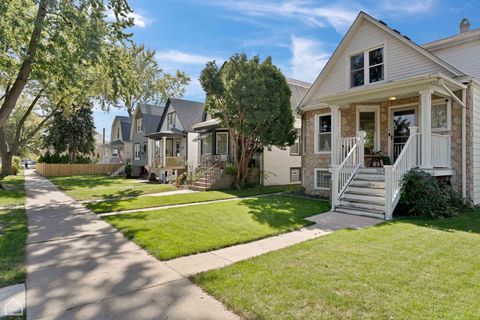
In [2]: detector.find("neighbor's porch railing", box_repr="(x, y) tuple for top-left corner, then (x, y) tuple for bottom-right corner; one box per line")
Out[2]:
(384, 127), (420, 219)
(153, 156), (186, 168)
(331, 131), (365, 209)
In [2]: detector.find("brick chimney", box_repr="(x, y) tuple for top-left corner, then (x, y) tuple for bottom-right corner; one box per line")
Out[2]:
(460, 18), (471, 34)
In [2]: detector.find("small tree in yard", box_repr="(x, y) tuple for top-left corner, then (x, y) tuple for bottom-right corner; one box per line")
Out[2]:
(43, 104), (96, 163)
(200, 53), (295, 189)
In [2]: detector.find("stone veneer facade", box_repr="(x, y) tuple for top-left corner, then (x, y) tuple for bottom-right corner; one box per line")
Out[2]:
(302, 88), (474, 203)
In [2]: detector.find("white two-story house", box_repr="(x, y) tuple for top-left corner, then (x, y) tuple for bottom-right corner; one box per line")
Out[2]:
(300, 12), (480, 220)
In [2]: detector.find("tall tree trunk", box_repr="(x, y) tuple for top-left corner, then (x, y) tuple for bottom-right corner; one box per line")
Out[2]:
(0, 128), (12, 176)
(0, 0), (48, 127)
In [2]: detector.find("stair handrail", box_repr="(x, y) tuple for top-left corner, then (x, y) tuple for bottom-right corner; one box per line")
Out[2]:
(192, 159), (222, 186)
(384, 126), (419, 219)
(331, 131), (365, 209)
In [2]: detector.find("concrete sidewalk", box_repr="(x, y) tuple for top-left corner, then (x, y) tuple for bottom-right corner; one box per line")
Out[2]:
(25, 171), (239, 320)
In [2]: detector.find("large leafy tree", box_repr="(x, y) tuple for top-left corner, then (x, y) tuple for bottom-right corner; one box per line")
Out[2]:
(99, 44), (190, 117)
(0, 0), (132, 175)
(200, 53), (296, 188)
(43, 104), (96, 163)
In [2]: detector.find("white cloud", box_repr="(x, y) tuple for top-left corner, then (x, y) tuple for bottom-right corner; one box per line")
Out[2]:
(106, 10), (152, 28)
(203, 1), (359, 34)
(155, 50), (221, 65)
(290, 36), (329, 82)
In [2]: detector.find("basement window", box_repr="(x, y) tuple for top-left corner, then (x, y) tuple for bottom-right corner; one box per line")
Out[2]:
(314, 168), (331, 190)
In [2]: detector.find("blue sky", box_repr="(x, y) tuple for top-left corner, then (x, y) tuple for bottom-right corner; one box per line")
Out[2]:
(95, 0), (480, 140)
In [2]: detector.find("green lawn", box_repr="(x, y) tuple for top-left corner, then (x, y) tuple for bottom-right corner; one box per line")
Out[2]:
(48, 174), (177, 201)
(194, 211), (480, 320)
(105, 194), (329, 260)
(0, 172), (25, 207)
(0, 172), (27, 288)
(88, 184), (302, 213)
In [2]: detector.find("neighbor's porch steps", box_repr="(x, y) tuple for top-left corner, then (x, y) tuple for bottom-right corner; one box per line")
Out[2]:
(190, 167), (223, 191)
(335, 167), (386, 220)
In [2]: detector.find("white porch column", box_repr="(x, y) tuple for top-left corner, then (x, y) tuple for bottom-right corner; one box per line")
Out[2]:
(419, 89), (433, 169)
(331, 105), (341, 165)
(357, 130), (366, 167)
(162, 136), (166, 167)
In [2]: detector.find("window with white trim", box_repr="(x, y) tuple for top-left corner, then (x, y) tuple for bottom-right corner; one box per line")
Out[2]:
(315, 114), (332, 153)
(314, 168), (331, 190)
(167, 112), (176, 130)
(431, 100), (450, 131)
(290, 168), (301, 182)
(350, 47), (384, 88)
(134, 144), (141, 160)
(290, 130), (300, 155)
(216, 132), (229, 155)
(112, 148), (118, 157)
(136, 118), (143, 133)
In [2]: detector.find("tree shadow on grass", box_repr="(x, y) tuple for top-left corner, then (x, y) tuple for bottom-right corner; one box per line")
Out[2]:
(86, 193), (140, 213)
(239, 196), (330, 230)
(97, 189), (143, 201)
(393, 209), (480, 234)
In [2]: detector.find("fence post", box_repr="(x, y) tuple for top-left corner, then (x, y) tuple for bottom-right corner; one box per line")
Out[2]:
(384, 165), (393, 220)
(357, 130), (365, 167)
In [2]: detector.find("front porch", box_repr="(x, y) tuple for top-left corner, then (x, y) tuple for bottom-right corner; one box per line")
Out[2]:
(319, 74), (467, 219)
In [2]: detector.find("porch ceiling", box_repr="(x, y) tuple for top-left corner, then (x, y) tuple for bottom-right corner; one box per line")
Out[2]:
(303, 73), (466, 110)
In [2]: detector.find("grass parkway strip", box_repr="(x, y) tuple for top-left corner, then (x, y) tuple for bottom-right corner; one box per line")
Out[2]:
(193, 210), (480, 320)
(104, 194), (330, 260)
(88, 184), (303, 214)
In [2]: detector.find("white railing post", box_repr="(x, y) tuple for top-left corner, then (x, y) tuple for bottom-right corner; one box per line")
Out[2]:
(162, 137), (166, 168)
(384, 165), (393, 220)
(331, 105), (341, 165)
(408, 126), (418, 166)
(358, 130), (366, 167)
(420, 89), (432, 169)
(331, 165), (340, 210)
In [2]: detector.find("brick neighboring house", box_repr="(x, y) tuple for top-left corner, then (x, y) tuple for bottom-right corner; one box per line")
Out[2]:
(299, 12), (480, 219)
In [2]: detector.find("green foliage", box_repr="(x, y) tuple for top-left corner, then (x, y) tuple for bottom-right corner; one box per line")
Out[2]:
(43, 104), (96, 163)
(11, 156), (21, 175)
(124, 164), (132, 178)
(98, 43), (190, 116)
(200, 53), (295, 188)
(224, 162), (238, 176)
(400, 170), (465, 218)
(37, 150), (93, 164)
(175, 172), (188, 187)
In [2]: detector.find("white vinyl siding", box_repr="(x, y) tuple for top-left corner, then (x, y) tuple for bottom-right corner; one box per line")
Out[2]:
(315, 19), (456, 97)
(472, 82), (480, 204)
(428, 40), (480, 80)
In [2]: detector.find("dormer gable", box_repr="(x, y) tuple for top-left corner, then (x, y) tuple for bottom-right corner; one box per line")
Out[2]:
(300, 11), (463, 109)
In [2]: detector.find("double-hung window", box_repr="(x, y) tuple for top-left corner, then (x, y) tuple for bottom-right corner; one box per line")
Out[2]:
(350, 47), (384, 88)
(290, 130), (300, 155)
(136, 118), (143, 133)
(134, 144), (141, 160)
(216, 132), (229, 155)
(167, 112), (176, 130)
(315, 114), (332, 153)
(290, 168), (301, 182)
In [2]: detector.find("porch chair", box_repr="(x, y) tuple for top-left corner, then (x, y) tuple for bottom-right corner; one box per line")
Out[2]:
(365, 146), (383, 167)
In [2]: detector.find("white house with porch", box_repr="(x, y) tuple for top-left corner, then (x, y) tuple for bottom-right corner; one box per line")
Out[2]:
(299, 12), (480, 220)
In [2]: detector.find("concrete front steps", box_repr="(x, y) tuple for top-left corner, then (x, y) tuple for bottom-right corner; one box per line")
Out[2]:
(190, 167), (222, 191)
(335, 167), (386, 220)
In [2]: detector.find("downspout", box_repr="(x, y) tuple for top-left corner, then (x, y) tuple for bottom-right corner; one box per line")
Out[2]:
(439, 79), (467, 199)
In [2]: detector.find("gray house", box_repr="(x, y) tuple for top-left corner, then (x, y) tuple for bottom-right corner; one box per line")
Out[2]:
(130, 103), (165, 177)
(102, 116), (132, 164)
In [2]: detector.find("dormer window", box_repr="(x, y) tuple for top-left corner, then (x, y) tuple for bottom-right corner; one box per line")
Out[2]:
(136, 118), (143, 133)
(350, 47), (384, 88)
(167, 112), (176, 130)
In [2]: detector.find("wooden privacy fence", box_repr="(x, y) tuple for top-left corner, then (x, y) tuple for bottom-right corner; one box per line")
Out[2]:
(36, 163), (123, 177)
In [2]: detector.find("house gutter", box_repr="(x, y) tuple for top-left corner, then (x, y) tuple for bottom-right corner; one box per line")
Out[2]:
(439, 79), (467, 200)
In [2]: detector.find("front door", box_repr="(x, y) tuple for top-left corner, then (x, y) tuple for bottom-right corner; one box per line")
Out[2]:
(390, 108), (417, 161)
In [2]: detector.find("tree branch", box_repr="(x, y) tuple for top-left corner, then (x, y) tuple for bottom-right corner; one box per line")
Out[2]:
(18, 106), (58, 147)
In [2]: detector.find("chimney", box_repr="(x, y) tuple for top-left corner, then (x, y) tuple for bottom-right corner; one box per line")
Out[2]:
(460, 18), (471, 34)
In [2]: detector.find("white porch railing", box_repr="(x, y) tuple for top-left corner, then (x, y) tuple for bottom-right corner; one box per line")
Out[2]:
(384, 127), (420, 219)
(431, 133), (451, 167)
(338, 137), (358, 164)
(331, 131), (365, 208)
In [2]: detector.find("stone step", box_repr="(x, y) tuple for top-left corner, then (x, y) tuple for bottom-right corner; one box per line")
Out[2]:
(354, 173), (385, 181)
(339, 199), (385, 212)
(347, 187), (385, 196)
(350, 180), (385, 189)
(335, 206), (385, 220)
(341, 193), (385, 204)
(358, 167), (385, 174)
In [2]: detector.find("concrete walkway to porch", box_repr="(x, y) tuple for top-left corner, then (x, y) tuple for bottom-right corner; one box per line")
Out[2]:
(25, 170), (382, 319)
(25, 171), (238, 320)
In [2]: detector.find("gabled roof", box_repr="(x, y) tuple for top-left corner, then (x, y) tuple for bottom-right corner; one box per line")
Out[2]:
(299, 11), (464, 109)
(113, 116), (131, 142)
(287, 78), (311, 112)
(157, 98), (204, 133)
(133, 103), (165, 136)
(423, 28), (480, 51)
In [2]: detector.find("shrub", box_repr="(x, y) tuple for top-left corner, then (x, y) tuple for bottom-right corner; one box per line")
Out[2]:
(224, 162), (237, 176)
(124, 165), (132, 178)
(11, 156), (21, 175)
(400, 170), (465, 218)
